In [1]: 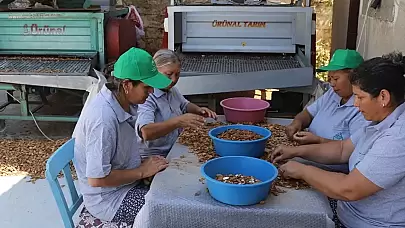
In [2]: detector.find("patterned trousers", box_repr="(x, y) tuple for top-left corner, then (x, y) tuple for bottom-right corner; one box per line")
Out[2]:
(111, 184), (150, 226)
(329, 198), (347, 228)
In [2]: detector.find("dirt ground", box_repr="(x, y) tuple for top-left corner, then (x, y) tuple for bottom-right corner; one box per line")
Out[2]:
(0, 90), (78, 180)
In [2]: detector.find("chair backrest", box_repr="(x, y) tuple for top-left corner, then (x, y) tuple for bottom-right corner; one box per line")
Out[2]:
(45, 138), (83, 228)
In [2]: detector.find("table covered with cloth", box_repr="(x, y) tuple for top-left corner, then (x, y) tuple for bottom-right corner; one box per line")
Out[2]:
(133, 118), (335, 228)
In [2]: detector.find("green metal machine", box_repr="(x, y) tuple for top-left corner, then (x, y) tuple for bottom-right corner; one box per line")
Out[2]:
(0, 2), (128, 130)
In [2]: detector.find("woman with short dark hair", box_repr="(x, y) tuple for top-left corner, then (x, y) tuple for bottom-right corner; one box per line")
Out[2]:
(271, 51), (405, 228)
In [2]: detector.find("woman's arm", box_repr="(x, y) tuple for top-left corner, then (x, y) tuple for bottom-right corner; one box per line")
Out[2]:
(292, 129), (334, 145)
(300, 138), (354, 164)
(282, 134), (405, 201)
(186, 102), (217, 119)
(137, 92), (206, 141)
(272, 137), (355, 165)
(136, 97), (180, 141)
(88, 168), (145, 187)
(89, 156), (169, 187)
(285, 109), (313, 138)
(139, 118), (180, 141)
(319, 138), (334, 143)
(290, 109), (313, 130)
(186, 102), (202, 114)
(171, 87), (216, 118)
(293, 113), (365, 145)
(286, 90), (331, 138)
(295, 165), (381, 201)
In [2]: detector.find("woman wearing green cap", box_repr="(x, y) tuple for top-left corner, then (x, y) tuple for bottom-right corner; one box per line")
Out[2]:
(136, 49), (217, 159)
(284, 50), (369, 168)
(72, 47), (173, 226)
(272, 51), (405, 228)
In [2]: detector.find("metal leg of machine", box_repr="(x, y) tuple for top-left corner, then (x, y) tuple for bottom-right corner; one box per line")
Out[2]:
(0, 84), (79, 127)
(0, 118), (4, 132)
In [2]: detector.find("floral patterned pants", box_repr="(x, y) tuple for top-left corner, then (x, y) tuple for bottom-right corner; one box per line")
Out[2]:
(111, 184), (149, 225)
(329, 198), (347, 228)
(76, 184), (149, 228)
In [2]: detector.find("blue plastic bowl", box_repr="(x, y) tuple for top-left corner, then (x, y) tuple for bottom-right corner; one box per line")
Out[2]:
(201, 156), (278, 206)
(208, 124), (272, 158)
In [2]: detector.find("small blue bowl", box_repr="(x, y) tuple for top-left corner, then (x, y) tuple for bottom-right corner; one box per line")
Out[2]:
(208, 124), (272, 158)
(201, 156), (278, 206)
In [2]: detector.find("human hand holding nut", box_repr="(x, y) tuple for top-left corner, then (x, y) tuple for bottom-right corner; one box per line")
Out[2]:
(279, 161), (306, 180)
(198, 107), (217, 119)
(285, 124), (301, 139)
(293, 131), (321, 145)
(271, 145), (297, 164)
(176, 113), (205, 128)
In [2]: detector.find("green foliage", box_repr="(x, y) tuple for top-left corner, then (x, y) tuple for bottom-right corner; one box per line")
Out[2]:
(312, 0), (333, 82)
(316, 40), (330, 82)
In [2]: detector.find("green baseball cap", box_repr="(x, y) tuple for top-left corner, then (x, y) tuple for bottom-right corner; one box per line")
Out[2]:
(113, 47), (172, 89)
(317, 49), (364, 72)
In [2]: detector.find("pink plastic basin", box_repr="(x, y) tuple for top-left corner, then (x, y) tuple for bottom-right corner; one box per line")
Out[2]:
(220, 97), (270, 123)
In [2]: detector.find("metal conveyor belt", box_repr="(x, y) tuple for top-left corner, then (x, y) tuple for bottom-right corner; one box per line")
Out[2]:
(0, 58), (92, 76)
(179, 53), (302, 74)
(0, 56), (97, 91)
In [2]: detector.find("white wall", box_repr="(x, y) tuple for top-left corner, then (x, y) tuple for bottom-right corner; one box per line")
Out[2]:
(357, 0), (405, 59)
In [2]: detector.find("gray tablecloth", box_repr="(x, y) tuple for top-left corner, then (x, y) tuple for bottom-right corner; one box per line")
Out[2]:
(133, 142), (335, 228)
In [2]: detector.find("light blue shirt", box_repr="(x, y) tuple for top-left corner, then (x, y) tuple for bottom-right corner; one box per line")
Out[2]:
(307, 88), (369, 141)
(337, 102), (405, 228)
(136, 86), (190, 158)
(72, 85), (142, 221)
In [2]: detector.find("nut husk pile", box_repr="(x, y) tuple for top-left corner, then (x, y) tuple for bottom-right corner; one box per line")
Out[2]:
(216, 174), (262, 185)
(178, 122), (310, 195)
(217, 129), (263, 141)
(0, 138), (74, 182)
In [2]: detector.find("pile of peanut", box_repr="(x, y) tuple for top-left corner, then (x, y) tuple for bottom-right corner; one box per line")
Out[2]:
(0, 138), (74, 182)
(217, 129), (263, 141)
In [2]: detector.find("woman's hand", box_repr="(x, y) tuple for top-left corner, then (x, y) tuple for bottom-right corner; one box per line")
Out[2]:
(271, 145), (298, 163)
(279, 161), (307, 180)
(198, 107), (217, 119)
(285, 124), (301, 139)
(139, 155), (169, 178)
(293, 131), (321, 145)
(176, 113), (205, 128)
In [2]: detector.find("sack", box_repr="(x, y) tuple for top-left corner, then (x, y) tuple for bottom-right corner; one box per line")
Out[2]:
(125, 5), (145, 45)
(82, 69), (107, 111)
(304, 79), (330, 109)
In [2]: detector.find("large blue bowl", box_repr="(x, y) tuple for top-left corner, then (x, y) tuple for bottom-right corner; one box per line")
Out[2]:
(201, 156), (278, 206)
(208, 124), (272, 158)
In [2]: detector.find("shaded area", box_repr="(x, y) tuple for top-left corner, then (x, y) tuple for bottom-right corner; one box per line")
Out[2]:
(0, 138), (68, 181)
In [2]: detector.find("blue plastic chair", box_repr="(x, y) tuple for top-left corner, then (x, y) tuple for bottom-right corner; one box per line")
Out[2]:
(45, 138), (83, 228)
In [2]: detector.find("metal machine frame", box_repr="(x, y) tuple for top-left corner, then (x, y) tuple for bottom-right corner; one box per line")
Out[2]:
(167, 5), (313, 59)
(0, 7), (128, 130)
(166, 3), (314, 97)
